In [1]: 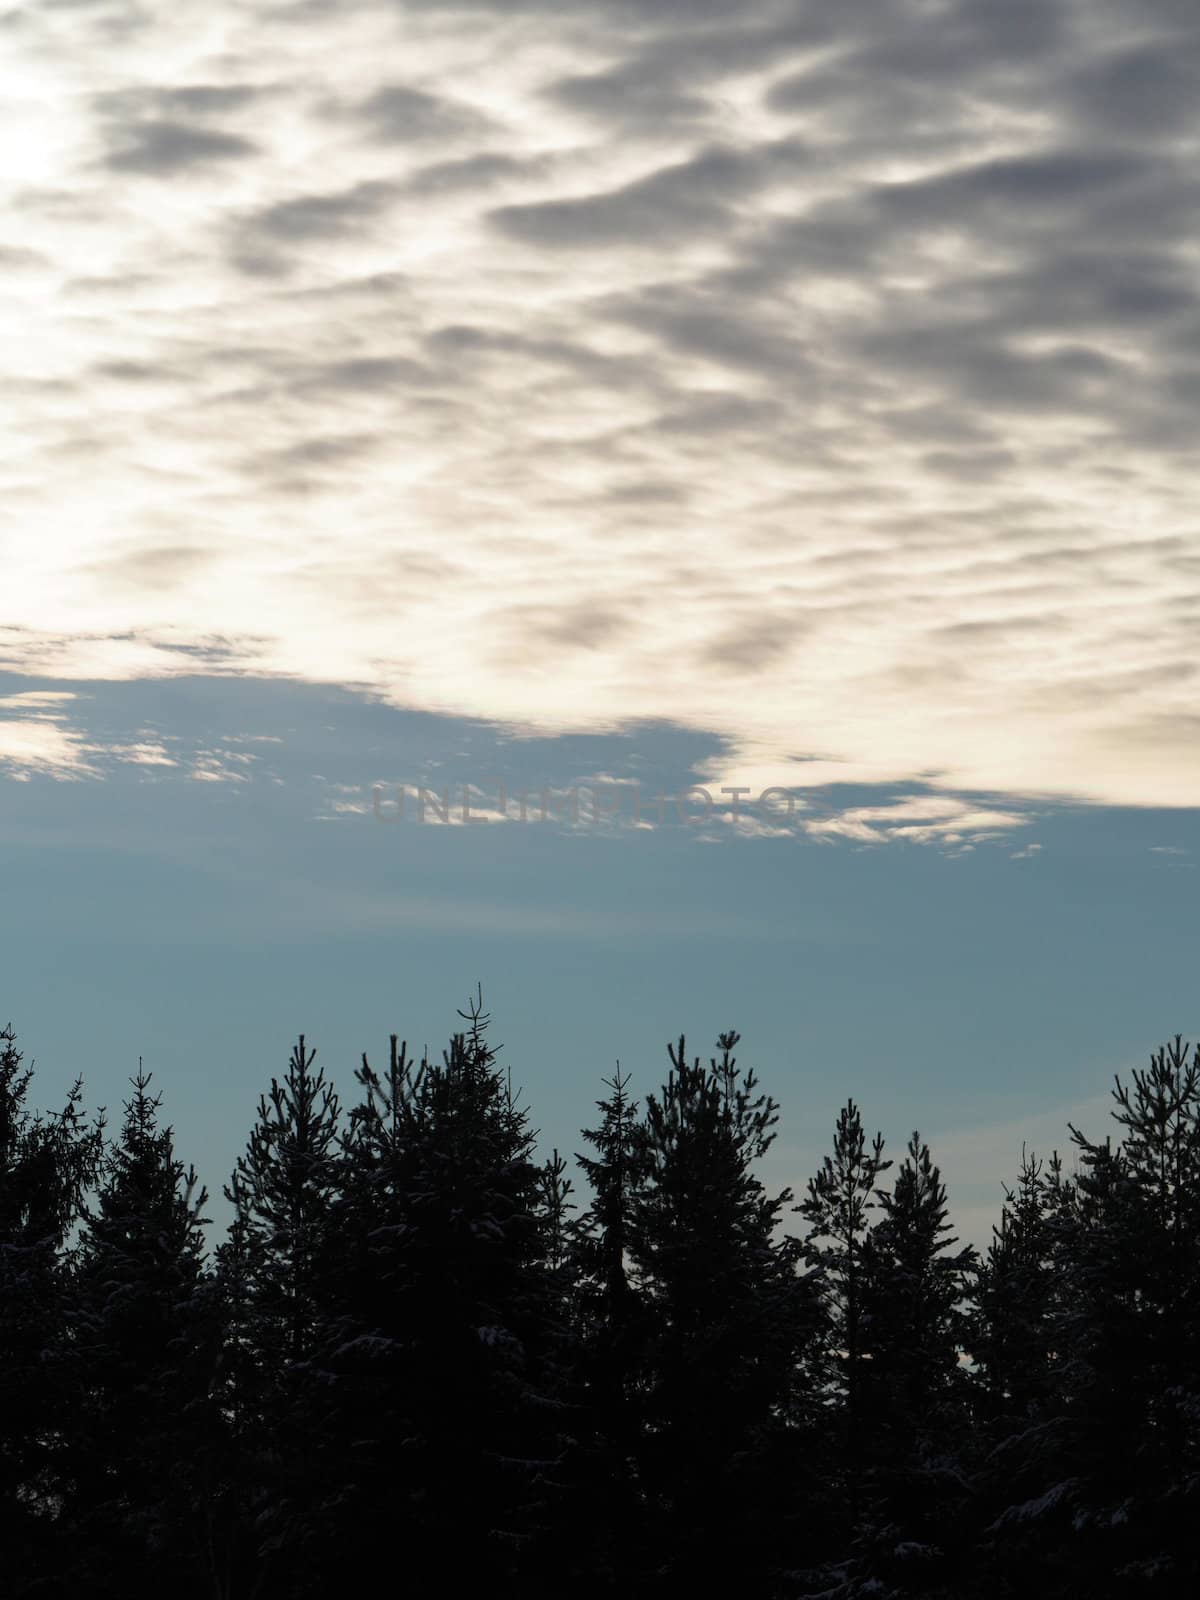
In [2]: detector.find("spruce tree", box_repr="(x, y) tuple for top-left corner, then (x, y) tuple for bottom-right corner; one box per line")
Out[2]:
(223, 1034), (342, 1590)
(574, 1066), (645, 1380)
(628, 1031), (812, 1594)
(576, 1068), (640, 1346)
(229, 1035), (341, 1370)
(0, 1024), (103, 1590)
(305, 994), (570, 1594)
(209, 1175), (261, 1597)
(62, 1067), (214, 1596)
(539, 1146), (575, 1279)
(797, 1098), (891, 1558)
(971, 1146), (1070, 1424)
(1051, 1038), (1200, 1595)
(982, 1038), (1200, 1597)
(968, 1147), (1075, 1598)
(571, 1068), (651, 1590)
(851, 1132), (978, 1597)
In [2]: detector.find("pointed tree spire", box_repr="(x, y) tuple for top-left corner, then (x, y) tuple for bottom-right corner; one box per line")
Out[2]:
(63, 1064), (213, 1589)
(226, 1034), (341, 1369)
(798, 1098), (891, 1541)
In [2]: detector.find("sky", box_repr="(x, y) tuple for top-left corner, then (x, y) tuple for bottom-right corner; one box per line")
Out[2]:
(2, 0), (1198, 1245)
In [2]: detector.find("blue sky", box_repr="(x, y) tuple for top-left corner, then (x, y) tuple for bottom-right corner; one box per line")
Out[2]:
(2, 669), (1195, 1246)
(3, 0), (1198, 1246)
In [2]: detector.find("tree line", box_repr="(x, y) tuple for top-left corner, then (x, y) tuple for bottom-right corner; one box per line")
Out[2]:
(2, 994), (1198, 1598)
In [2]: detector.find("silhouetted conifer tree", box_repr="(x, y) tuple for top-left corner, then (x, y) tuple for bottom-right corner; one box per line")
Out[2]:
(540, 1146), (575, 1277)
(304, 993), (570, 1595)
(1043, 1039), (1200, 1596)
(223, 1034), (341, 1589)
(569, 1068), (651, 1591)
(576, 1068), (640, 1345)
(208, 1175), (262, 1597)
(978, 1038), (1200, 1598)
(628, 1031), (813, 1594)
(0, 1023), (103, 1591)
(849, 1132), (977, 1597)
(62, 1067), (214, 1596)
(972, 1146), (1070, 1422)
(797, 1098), (891, 1560)
(229, 1036), (341, 1370)
(968, 1147), (1074, 1596)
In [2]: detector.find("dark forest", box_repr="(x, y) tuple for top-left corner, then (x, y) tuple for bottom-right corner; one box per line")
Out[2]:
(2, 996), (1197, 1599)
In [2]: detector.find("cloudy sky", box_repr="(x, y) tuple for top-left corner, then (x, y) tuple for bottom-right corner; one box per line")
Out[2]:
(2, 0), (1197, 1238)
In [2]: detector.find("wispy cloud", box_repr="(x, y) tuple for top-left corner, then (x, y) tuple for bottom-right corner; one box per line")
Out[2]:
(0, 718), (97, 781)
(0, 689), (269, 783)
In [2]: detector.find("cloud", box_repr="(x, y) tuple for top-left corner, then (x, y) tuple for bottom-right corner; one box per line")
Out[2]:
(489, 145), (760, 249)
(0, 718), (97, 780)
(243, 181), (399, 244)
(798, 793), (1031, 852)
(350, 83), (494, 144)
(111, 740), (177, 767)
(88, 545), (215, 593)
(403, 152), (549, 198)
(0, 692), (77, 713)
(1063, 42), (1200, 139)
(104, 119), (259, 175)
(96, 84), (268, 120)
(546, 51), (716, 132)
(0, 690), (95, 778)
(2, 0), (1199, 817)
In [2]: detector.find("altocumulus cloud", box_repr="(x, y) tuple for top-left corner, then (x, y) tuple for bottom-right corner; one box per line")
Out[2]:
(1, 0), (1198, 809)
